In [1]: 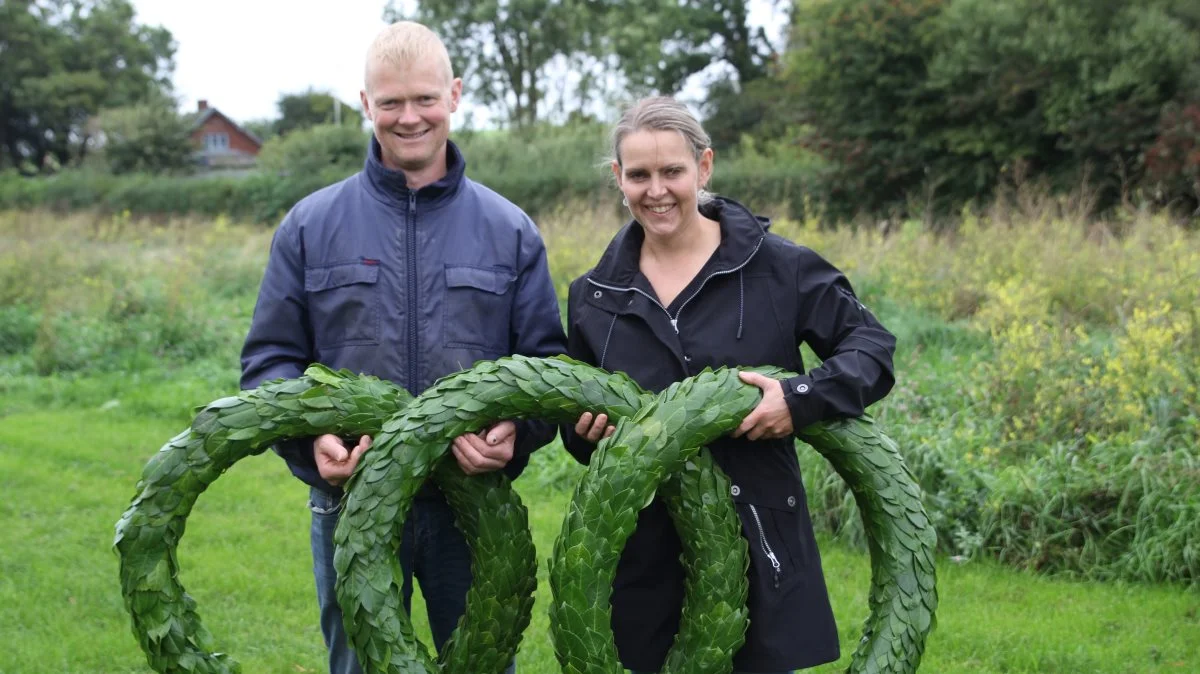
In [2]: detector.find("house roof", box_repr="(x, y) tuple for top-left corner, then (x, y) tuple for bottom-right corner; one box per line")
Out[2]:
(190, 107), (264, 147)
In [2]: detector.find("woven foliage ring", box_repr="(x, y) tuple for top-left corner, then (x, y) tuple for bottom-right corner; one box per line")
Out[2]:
(115, 355), (937, 674)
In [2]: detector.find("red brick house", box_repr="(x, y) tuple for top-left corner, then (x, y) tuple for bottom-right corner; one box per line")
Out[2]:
(189, 100), (262, 169)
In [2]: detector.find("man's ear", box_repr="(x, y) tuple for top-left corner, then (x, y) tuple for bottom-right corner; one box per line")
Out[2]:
(449, 78), (463, 113)
(359, 90), (372, 121)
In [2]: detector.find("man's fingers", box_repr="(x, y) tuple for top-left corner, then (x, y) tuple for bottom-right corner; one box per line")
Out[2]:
(587, 414), (609, 441)
(316, 435), (349, 462)
(452, 440), (504, 475)
(574, 412), (594, 436)
(486, 421), (516, 445)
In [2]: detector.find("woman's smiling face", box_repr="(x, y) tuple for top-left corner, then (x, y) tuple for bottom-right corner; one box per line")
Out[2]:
(613, 129), (713, 242)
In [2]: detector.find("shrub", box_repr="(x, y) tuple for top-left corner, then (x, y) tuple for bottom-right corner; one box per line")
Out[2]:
(256, 123), (368, 176)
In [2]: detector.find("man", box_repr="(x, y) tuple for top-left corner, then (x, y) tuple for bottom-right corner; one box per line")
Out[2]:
(240, 21), (566, 674)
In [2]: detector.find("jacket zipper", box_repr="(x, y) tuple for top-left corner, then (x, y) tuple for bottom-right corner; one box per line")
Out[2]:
(407, 191), (418, 391)
(747, 504), (782, 589)
(587, 234), (765, 334)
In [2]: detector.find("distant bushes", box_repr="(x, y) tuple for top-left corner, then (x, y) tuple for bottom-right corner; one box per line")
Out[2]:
(0, 122), (819, 223)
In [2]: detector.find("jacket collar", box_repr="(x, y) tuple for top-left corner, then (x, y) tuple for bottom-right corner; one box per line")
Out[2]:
(362, 135), (466, 208)
(588, 196), (769, 289)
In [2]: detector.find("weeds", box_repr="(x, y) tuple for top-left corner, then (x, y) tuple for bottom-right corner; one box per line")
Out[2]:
(1, 199), (1196, 583)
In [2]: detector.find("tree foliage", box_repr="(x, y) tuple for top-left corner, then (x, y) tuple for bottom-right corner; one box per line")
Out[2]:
(786, 0), (1200, 218)
(0, 0), (175, 173)
(93, 96), (194, 174)
(387, 0), (584, 129)
(274, 89), (362, 137)
(593, 0), (777, 95)
(386, 0), (774, 128)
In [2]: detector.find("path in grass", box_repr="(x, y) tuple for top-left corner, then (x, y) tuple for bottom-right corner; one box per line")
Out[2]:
(1, 403), (1195, 673)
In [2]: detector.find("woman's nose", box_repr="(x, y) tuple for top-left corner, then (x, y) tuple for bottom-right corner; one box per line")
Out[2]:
(647, 176), (667, 198)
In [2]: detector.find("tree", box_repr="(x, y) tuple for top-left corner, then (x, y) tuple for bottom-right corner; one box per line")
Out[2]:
(0, 0), (175, 173)
(785, 0), (1200, 217)
(93, 95), (194, 174)
(387, 0), (585, 129)
(593, 0), (778, 95)
(275, 90), (362, 137)
(241, 118), (280, 142)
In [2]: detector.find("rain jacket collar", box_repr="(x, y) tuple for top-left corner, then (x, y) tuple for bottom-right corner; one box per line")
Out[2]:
(361, 135), (466, 209)
(587, 196), (769, 290)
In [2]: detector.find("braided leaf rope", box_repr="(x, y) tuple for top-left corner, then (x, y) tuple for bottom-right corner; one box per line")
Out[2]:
(115, 356), (936, 674)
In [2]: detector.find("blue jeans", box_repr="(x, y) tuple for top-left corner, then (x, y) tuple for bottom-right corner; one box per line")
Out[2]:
(309, 486), (516, 674)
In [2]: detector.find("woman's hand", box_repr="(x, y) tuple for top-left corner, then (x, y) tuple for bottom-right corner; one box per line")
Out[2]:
(574, 411), (616, 444)
(732, 371), (794, 440)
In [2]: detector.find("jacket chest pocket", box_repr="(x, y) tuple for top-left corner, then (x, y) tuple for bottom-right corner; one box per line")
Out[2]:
(444, 265), (515, 353)
(304, 261), (380, 348)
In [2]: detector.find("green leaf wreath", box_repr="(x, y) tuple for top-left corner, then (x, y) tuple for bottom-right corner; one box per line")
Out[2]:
(115, 355), (937, 674)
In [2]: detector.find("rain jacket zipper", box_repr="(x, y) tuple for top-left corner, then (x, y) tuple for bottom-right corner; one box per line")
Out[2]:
(406, 191), (418, 392)
(586, 235), (765, 334)
(747, 504), (783, 589)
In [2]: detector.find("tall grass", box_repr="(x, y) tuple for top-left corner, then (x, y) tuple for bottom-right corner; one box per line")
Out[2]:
(776, 199), (1200, 583)
(1, 200), (1197, 584)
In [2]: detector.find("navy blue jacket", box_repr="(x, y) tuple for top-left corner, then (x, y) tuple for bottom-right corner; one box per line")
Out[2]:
(241, 138), (567, 495)
(561, 197), (896, 672)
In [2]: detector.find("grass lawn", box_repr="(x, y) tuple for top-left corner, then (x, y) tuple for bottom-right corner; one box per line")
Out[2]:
(1, 379), (1196, 673)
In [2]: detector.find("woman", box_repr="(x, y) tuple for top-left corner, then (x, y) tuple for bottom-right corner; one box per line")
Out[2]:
(562, 96), (897, 673)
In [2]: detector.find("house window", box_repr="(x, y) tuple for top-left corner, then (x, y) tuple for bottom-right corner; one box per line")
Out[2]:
(204, 132), (230, 151)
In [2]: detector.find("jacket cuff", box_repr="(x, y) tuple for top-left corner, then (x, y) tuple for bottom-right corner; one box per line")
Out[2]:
(273, 436), (342, 494)
(783, 374), (825, 433)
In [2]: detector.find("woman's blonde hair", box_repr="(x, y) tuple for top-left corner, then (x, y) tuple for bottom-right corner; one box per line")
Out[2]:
(610, 96), (715, 202)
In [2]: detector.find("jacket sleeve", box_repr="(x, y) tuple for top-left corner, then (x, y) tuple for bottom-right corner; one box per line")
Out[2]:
(239, 216), (321, 484)
(558, 278), (601, 466)
(783, 248), (896, 432)
(504, 225), (569, 479)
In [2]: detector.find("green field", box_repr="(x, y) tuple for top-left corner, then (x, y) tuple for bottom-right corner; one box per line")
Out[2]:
(0, 384), (1196, 673)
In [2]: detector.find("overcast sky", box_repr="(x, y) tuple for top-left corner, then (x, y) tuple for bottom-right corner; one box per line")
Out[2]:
(129, 0), (785, 127)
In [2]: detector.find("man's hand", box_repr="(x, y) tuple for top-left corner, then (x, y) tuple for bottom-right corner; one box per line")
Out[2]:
(732, 371), (795, 441)
(314, 434), (371, 487)
(574, 411), (616, 444)
(451, 421), (517, 475)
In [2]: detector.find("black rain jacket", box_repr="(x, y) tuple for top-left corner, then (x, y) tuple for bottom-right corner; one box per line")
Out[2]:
(560, 196), (896, 672)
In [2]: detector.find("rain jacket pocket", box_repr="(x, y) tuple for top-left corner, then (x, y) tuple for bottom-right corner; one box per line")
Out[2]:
(731, 485), (807, 591)
(444, 264), (516, 352)
(304, 260), (381, 348)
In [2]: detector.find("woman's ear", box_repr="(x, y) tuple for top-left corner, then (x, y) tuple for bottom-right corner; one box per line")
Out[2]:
(699, 148), (714, 188)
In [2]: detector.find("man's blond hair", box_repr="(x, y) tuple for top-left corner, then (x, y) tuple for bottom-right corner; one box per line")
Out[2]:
(364, 21), (454, 89)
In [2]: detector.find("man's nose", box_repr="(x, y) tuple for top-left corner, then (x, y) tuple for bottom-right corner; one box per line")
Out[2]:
(396, 103), (420, 125)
